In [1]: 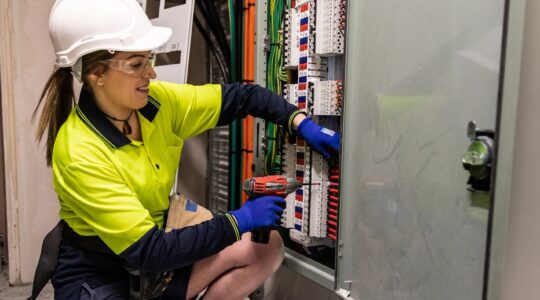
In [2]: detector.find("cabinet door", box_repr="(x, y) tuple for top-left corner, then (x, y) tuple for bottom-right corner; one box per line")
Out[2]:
(339, 1), (505, 298)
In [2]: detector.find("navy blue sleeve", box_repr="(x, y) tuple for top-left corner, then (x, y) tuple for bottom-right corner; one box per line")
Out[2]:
(119, 214), (240, 272)
(218, 83), (302, 131)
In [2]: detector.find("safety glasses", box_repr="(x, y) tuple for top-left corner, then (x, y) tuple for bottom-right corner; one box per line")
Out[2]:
(102, 53), (156, 77)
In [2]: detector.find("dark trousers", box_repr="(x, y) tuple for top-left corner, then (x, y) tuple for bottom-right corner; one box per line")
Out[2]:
(53, 241), (193, 300)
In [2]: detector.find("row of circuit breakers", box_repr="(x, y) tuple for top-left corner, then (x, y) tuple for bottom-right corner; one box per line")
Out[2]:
(266, 0), (346, 251)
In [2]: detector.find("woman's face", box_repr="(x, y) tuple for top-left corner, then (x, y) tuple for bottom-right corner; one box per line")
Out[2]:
(97, 51), (157, 111)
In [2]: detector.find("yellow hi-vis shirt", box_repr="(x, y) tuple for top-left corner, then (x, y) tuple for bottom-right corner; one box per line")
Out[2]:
(52, 81), (231, 254)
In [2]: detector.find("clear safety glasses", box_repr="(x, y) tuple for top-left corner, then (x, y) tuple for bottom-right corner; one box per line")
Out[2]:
(102, 53), (156, 77)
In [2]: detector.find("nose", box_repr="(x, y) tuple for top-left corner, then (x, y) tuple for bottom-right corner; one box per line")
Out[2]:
(143, 65), (157, 79)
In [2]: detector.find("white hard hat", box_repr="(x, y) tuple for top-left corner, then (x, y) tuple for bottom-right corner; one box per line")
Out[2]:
(49, 0), (172, 68)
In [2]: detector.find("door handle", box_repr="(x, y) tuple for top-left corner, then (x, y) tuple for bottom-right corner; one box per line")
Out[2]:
(462, 121), (494, 192)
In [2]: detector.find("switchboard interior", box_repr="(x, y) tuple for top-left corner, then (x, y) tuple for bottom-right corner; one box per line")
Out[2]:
(256, 0), (347, 271)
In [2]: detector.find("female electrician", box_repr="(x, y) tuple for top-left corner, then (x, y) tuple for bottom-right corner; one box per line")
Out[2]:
(32, 0), (340, 299)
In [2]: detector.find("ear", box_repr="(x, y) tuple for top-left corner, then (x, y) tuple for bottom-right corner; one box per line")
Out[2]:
(87, 72), (105, 87)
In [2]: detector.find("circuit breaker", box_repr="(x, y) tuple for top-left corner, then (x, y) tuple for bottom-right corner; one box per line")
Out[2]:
(254, 0), (347, 285)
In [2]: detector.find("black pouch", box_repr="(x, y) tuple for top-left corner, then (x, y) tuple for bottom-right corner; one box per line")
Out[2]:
(27, 221), (64, 300)
(127, 269), (175, 300)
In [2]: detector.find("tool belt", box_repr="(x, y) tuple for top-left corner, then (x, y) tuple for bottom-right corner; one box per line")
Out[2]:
(28, 221), (173, 300)
(65, 222), (174, 299)
(28, 193), (212, 300)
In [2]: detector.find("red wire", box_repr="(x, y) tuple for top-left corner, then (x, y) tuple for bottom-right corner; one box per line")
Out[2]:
(327, 220), (338, 227)
(325, 147), (340, 240)
(329, 195), (339, 201)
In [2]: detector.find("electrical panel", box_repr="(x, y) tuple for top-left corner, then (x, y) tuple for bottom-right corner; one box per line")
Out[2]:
(257, 0), (347, 271)
(137, 0), (194, 83)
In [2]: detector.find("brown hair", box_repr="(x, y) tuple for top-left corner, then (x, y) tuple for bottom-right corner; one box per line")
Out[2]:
(33, 50), (114, 165)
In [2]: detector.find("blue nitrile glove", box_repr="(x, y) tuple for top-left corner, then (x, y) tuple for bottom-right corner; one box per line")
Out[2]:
(230, 196), (286, 234)
(296, 117), (341, 159)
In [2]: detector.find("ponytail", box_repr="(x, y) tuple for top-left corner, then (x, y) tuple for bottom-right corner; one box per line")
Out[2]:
(33, 50), (114, 165)
(33, 67), (75, 166)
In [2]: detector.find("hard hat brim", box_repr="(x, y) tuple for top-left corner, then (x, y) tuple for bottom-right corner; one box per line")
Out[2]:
(55, 25), (173, 68)
(122, 25), (173, 55)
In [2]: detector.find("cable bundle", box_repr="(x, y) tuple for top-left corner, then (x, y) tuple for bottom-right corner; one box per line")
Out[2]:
(264, 0), (288, 175)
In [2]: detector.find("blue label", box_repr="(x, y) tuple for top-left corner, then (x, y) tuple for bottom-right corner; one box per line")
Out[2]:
(185, 199), (198, 212)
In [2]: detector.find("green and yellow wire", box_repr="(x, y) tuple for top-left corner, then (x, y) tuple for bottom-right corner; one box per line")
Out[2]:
(264, 0), (287, 175)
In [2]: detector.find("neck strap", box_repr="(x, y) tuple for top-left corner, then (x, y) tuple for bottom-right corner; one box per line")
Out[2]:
(103, 110), (134, 135)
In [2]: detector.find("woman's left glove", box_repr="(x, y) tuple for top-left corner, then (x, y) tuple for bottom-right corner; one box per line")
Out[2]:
(296, 117), (341, 159)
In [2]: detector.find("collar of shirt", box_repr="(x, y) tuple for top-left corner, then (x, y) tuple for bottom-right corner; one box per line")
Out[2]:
(75, 88), (160, 148)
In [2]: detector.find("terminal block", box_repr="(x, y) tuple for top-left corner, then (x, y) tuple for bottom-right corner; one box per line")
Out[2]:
(284, 8), (300, 69)
(312, 80), (343, 116)
(284, 84), (299, 107)
(315, 0), (346, 56)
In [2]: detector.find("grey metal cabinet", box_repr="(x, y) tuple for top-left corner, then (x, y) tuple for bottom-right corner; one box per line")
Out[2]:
(338, 1), (512, 299)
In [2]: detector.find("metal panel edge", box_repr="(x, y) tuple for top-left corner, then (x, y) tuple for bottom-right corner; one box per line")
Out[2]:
(335, 0), (360, 293)
(283, 249), (335, 290)
(487, 0), (527, 299)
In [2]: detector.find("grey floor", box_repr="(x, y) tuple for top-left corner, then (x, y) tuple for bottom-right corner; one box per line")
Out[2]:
(0, 268), (53, 300)
(0, 265), (335, 300)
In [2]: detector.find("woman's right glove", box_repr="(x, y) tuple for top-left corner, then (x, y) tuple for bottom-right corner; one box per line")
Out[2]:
(230, 196), (286, 234)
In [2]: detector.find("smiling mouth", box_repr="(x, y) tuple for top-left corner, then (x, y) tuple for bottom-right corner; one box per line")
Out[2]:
(136, 86), (149, 93)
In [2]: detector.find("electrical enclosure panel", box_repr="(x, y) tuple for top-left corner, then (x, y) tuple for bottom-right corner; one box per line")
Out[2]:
(285, 0), (344, 248)
(256, 0), (514, 298)
(255, 0), (347, 287)
(137, 0), (194, 83)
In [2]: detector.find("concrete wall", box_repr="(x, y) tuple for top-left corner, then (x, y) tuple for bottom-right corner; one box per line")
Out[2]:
(0, 0), (59, 284)
(499, 1), (540, 298)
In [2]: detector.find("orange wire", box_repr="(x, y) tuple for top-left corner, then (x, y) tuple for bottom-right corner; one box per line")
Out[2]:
(241, 0), (256, 204)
